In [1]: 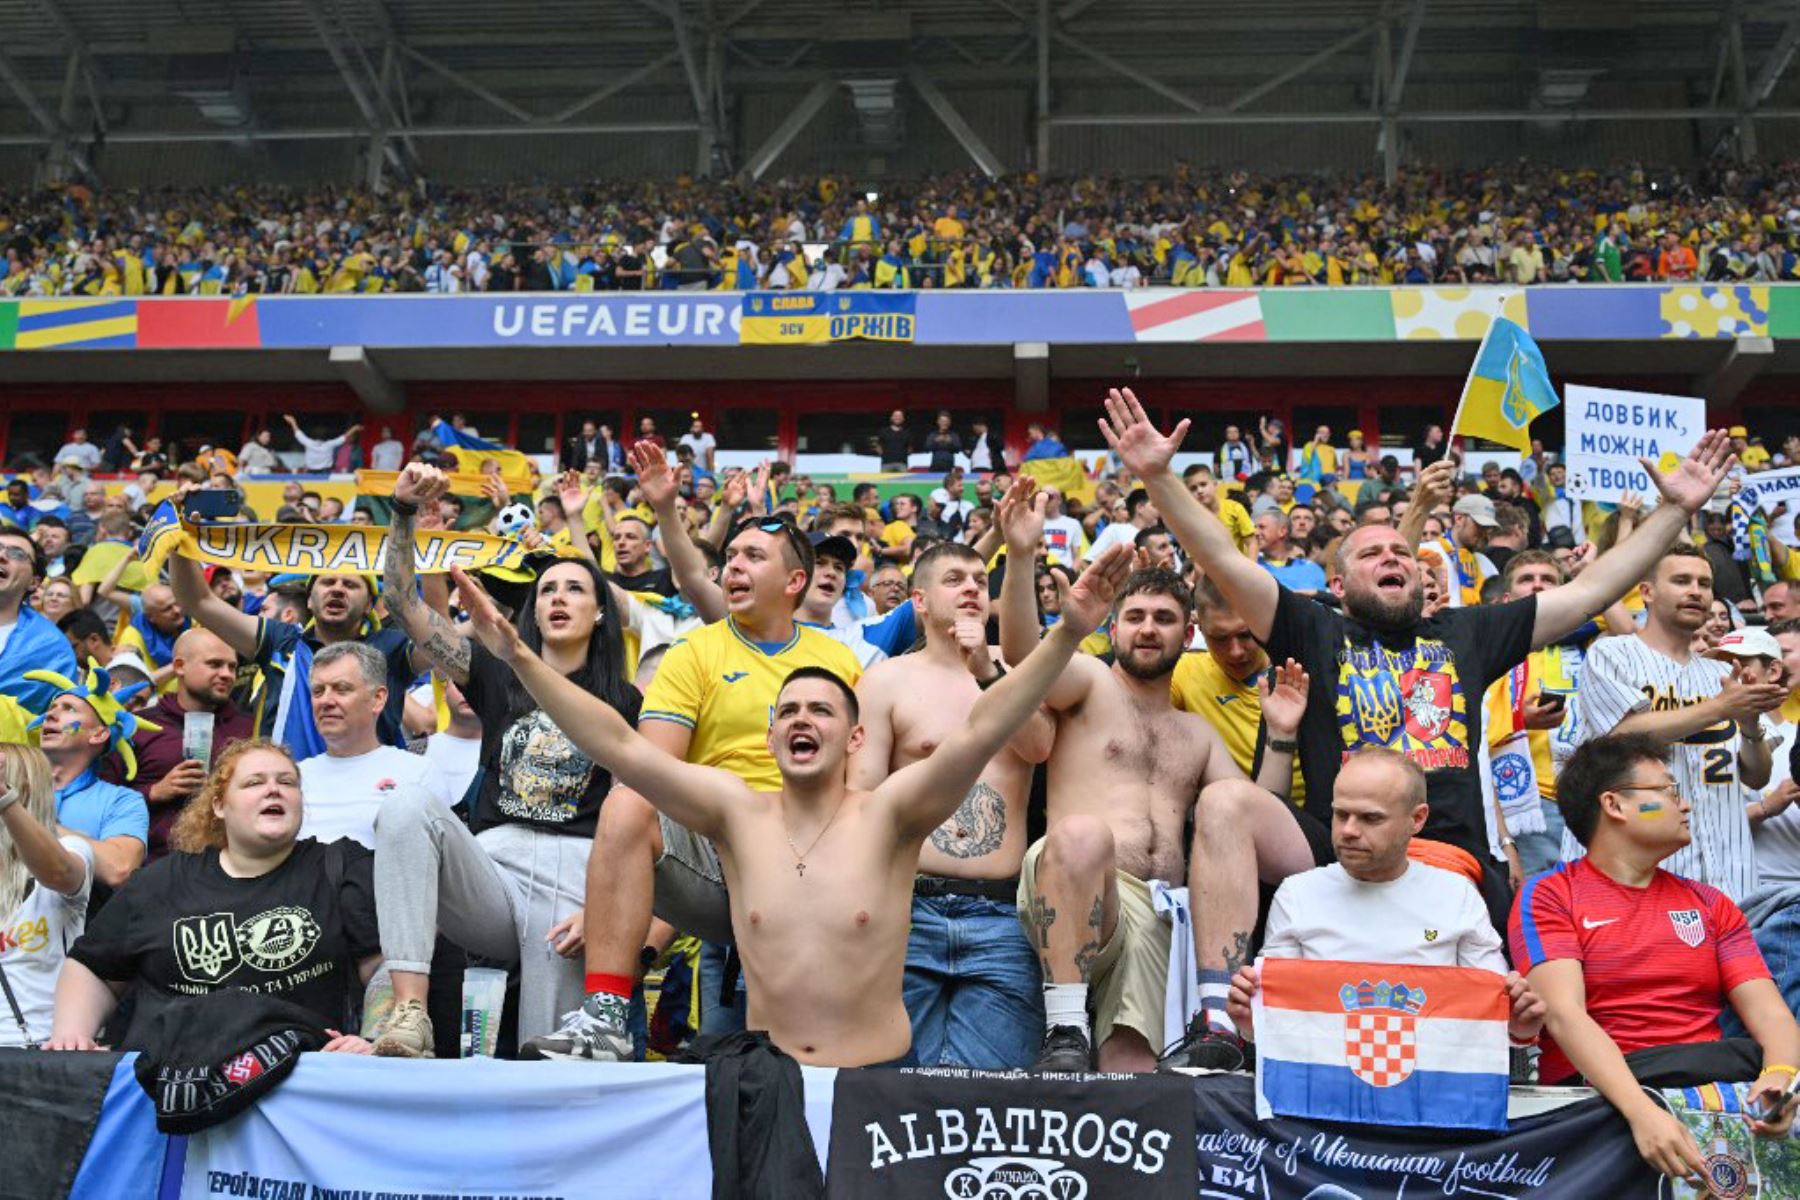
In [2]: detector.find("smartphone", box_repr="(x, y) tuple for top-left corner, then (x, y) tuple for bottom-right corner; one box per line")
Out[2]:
(1537, 692), (1567, 712)
(183, 489), (241, 522)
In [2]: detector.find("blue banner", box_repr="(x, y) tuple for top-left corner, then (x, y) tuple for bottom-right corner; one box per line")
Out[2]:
(256, 294), (743, 348)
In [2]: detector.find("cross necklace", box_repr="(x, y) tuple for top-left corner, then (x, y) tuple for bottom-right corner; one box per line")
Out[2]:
(783, 800), (846, 877)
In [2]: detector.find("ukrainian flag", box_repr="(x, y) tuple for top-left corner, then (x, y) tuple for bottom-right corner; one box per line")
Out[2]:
(13, 299), (137, 349)
(1452, 316), (1557, 453)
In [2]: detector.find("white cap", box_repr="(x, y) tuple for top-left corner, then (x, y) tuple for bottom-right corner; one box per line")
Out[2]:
(103, 649), (154, 681)
(1705, 627), (1782, 661)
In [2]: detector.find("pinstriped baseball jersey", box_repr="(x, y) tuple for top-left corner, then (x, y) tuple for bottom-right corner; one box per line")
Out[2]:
(1563, 634), (1756, 901)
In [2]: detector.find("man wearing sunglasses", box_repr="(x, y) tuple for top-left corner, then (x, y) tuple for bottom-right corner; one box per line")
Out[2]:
(530, 506), (863, 1062)
(1512, 733), (1800, 1187)
(0, 529), (78, 717)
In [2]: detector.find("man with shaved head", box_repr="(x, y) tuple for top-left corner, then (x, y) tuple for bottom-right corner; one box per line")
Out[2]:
(1100, 386), (1741, 1068)
(113, 626), (255, 860)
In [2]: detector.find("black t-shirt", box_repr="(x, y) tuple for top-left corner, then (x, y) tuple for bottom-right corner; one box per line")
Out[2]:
(610, 565), (677, 598)
(876, 425), (911, 464)
(1263, 587), (1537, 861)
(69, 839), (379, 1050)
(461, 641), (642, 838)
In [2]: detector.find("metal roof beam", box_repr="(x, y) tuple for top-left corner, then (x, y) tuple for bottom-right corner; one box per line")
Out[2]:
(0, 120), (701, 146)
(0, 43), (94, 179)
(908, 65), (1004, 177)
(1385, 0), (1427, 112)
(544, 49), (681, 124)
(1750, 4), (1800, 104)
(1227, 23), (1378, 112)
(988, 0), (1205, 115)
(397, 43), (533, 122)
(741, 78), (832, 179)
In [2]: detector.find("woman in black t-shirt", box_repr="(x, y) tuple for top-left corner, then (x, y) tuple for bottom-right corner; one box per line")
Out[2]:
(47, 740), (379, 1053)
(375, 465), (640, 1056)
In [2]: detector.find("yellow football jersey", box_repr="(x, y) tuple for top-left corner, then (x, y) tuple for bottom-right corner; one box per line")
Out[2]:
(641, 617), (863, 793)
(1170, 651), (1306, 805)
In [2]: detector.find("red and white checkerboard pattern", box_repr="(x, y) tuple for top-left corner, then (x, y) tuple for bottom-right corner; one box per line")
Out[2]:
(1343, 1013), (1418, 1088)
(221, 1051), (265, 1086)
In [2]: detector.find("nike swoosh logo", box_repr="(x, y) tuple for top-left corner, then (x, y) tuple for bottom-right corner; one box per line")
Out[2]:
(1216, 695), (1240, 706)
(722, 672), (748, 683)
(1581, 917), (1618, 930)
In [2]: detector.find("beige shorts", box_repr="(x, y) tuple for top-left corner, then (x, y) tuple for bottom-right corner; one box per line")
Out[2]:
(1017, 836), (1169, 1052)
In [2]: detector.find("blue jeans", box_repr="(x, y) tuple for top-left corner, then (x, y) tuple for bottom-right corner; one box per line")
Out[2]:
(903, 894), (1044, 1069)
(1722, 895), (1800, 1039)
(1514, 796), (1568, 879)
(698, 939), (748, 1036)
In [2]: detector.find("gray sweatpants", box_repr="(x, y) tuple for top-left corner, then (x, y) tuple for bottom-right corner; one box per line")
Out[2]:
(374, 786), (588, 1045)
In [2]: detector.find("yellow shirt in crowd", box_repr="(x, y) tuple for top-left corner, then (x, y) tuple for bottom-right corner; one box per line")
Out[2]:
(1171, 651), (1307, 806)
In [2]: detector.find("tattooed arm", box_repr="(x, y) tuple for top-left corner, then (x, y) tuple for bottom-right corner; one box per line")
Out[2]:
(386, 464), (473, 685)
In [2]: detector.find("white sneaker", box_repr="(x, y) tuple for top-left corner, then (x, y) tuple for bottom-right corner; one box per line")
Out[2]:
(520, 1005), (634, 1062)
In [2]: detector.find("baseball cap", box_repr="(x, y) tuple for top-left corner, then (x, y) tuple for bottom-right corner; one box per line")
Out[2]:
(104, 649), (155, 682)
(1705, 627), (1781, 662)
(1452, 494), (1498, 527)
(1729, 425), (1749, 438)
(807, 530), (857, 566)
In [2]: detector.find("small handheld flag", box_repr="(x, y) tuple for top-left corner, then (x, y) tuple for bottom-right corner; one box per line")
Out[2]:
(1252, 957), (1512, 1132)
(1451, 316), (1558, 454)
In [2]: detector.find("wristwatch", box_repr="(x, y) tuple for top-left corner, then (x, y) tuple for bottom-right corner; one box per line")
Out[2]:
(1267, 737), (1298, 753)
(977, 662), (1008, 690)
(1500, 836), (1517, 850)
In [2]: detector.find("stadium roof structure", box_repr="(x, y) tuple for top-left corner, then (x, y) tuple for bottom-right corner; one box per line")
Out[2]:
(6, 0), (1800, 184)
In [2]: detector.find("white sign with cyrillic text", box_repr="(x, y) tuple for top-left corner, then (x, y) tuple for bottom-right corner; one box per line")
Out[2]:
(1563, 385), (1706, 503)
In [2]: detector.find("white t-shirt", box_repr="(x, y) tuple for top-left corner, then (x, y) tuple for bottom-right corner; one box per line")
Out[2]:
(299, 745), (453, 848)
(293, 431), (347, 472)
(1753, 718), (1800, 886)
(679, 432), (716, 464)
(1263, 861), (1506, 972)
(422, 732), (481, 809)
(0, 837), (93, 1047)
(0, 617), (14, 660)
(370, 439), (406, 472)
(1040, 515), (1088, 569)
(1085, 521), (1142, 562)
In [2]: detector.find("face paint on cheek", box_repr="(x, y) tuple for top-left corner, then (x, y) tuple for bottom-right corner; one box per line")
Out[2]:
(1636, 800), (1665, 816)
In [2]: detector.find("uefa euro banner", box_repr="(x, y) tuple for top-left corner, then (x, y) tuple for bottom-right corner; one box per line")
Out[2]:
(740, 292), (917, 345)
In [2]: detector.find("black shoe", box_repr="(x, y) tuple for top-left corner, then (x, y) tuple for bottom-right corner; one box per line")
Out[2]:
(1033, 1025), (1093, 1073)
(1159, 1016), (1252, 1072)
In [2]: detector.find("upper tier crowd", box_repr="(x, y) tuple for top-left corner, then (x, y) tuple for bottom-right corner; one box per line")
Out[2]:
(10, 161), (1800, 296)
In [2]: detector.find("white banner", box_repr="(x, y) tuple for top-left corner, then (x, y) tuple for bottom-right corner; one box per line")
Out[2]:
(1737, 464), (1800, 544)
(179, 1056), (839, 1200)
(1562, 384), (1706, 503)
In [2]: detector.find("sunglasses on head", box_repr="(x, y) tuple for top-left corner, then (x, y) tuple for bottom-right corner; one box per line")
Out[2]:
(727, 512), (809, 555)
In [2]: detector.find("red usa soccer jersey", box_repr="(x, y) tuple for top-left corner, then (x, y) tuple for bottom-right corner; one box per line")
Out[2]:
(1509, 858), (1770, 1084)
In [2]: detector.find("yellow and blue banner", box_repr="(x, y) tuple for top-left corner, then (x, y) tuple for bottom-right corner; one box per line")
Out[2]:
(740, 292), (916, 346)
(1452, 316), (1558, 453)
(12, 298), (138, 349)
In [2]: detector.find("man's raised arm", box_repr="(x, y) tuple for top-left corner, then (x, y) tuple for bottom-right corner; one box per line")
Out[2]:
(1098, 388), (1278, 641)
(995, 475), (1048, 668)
(881, 546), (1132, 838)
(384, 464), (474, 685)
(448, 567), (734, 840)
(169, 552), (260, 661)
(630, 441), (726, 623)
(1532, 430), (1736, 649)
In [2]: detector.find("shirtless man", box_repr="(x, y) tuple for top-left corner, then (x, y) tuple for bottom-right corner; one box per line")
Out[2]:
(447, 545), (1132, 1068)
(996, 480), (1309, 1073)
(851, 539), (1055, 1069)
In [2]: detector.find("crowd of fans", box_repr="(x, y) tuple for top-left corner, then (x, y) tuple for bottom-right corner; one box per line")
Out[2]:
(6, 397), (1800, 1185)
(11, 160), (1800, 297)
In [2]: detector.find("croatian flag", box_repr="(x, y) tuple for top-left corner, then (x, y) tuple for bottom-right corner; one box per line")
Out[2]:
(1252, 958), (1510, 1132)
